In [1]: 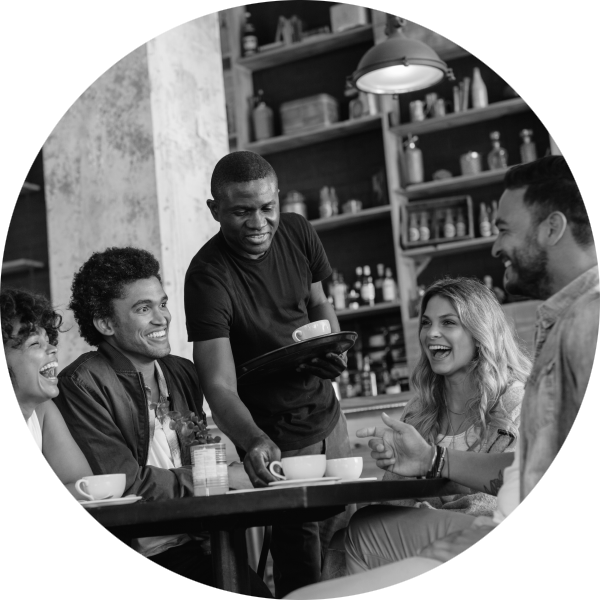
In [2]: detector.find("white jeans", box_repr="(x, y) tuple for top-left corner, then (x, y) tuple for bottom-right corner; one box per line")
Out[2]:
(286, 506), (525, 600)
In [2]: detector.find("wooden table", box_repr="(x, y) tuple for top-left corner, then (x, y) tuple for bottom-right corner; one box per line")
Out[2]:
(86, 479), (460, 594)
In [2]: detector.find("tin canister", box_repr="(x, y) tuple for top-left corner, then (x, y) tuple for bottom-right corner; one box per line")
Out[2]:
(460, 151), (483, 176)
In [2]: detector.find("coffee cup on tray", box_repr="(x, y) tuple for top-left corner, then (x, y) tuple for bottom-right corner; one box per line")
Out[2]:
(75, 473), (126, 501)
(268, 455), (327, 480)
(325, 457), (363, 480)
(292, 319), (331, 343)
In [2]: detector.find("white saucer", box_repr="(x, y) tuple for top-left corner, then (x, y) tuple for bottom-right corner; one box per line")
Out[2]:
(79, 495), (142, 508)
(337, 477), (379, 483)
(268, 476), (341, 488)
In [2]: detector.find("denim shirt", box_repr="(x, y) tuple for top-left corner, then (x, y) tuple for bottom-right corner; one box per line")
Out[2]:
(520, 266), (599, 500)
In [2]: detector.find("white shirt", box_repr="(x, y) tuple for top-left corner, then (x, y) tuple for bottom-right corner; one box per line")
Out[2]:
(493, 442), (520, 524)
(27, 411), (43, 450)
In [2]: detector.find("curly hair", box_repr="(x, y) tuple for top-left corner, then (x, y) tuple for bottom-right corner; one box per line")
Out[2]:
(403, 277), (532, 449)
(69, 247), (161, 347)
(1, 288), (62, 348)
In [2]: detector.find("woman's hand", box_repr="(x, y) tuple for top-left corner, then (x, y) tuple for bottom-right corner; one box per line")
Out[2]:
(356, 412), (435, 477)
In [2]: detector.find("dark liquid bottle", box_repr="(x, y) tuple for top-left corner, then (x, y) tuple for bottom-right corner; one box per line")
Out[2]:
(548, 6), (563, 54)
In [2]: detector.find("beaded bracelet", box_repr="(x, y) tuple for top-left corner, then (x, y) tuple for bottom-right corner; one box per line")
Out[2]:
(426, 445), (443, 479)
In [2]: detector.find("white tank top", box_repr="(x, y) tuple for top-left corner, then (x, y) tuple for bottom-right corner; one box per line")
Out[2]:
(0, 411), (46, 562)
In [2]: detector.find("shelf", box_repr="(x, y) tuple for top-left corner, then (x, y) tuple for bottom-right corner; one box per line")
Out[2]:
(237, 25), (373, 71)
(556, 125), (600, 147)
(310, 204), (391, 232)
(0, 98), (40, 121)
(0, 181), (40, 200)
(402, 235), (497, 258)
(548, 44), (600, 71)
(337, 301), (401, 320)
(2, 258), (45, 275)
(399, 168), (510, 200)
(391, 98), (529, 138)
(340, 392), (411, 414)
(245, 114), (382, 155)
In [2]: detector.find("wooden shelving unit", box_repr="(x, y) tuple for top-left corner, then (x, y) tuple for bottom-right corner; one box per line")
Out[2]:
(336, 300), (401, 321)
(547, 44), (600, 71)
(309, 204), (391, 232)
(0, 181), (40, 200)
(402, 235), (497, 258)
(246, 114), (381, 155)
(391, 98), (529, 137)
(237, 25), (373, 71)
(2, 258), (44, 275)
(400, 168), (510, 200)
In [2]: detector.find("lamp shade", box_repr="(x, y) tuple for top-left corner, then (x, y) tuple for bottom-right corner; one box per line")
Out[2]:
(352, 28), (450, 94)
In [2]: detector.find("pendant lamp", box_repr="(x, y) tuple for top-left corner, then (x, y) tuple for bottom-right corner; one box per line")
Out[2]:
(352, 15), (454, 94)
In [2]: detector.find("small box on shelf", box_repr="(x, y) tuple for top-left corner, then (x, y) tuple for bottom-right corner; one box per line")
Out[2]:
(401, 195), (474, 249)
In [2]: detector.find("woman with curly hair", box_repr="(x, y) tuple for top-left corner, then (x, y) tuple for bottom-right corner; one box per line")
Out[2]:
(0, 289), (119, 600)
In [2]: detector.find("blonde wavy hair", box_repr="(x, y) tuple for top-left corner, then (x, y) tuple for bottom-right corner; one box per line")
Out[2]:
(403, 277), (532, 449)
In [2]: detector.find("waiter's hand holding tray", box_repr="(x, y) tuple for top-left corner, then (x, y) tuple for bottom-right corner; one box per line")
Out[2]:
(236, 319), (357, 383)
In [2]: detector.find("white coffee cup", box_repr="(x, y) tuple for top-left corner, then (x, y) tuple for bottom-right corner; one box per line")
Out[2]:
(268, 455), (327, 480)
(325, 457), (363, 480)
(75, 473), (126, 501)
(292, 319), (331, 343)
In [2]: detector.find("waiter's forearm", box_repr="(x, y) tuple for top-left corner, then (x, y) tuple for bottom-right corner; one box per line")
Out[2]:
(308, 299), (340, 332)
(206, 385), (271, 451)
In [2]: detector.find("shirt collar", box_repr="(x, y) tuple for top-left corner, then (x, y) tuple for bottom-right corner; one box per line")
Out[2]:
(536, 266), (599, 329)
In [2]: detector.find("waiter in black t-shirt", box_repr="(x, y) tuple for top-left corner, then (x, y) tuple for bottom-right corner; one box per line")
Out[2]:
(184, 151), (353, 597)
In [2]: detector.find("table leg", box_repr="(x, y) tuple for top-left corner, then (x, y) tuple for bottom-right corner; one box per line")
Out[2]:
(210, 528), (250, 594)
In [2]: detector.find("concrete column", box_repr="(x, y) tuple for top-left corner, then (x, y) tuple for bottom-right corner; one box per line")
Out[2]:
(44, 15), (225, 366)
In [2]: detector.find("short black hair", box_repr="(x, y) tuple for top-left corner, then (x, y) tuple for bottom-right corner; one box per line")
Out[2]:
(1, 288), (62, 348)
(69, 247), (161, 347)
(210, 151), (277, 202)
(504, 156), (592, 247)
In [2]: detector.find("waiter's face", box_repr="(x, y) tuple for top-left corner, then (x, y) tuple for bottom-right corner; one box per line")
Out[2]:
(210, 175), (280, 260)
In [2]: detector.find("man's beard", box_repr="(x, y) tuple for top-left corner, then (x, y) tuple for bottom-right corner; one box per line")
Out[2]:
(504, 233), (552, 300)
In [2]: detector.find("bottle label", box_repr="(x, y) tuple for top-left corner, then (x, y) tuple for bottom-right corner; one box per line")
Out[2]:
(443, 223), (456, 238)
(456, 222), (466, 237)
(480, 222), (492, 237)
(409, 227), (420, 242)
(419, 227), (430, 241)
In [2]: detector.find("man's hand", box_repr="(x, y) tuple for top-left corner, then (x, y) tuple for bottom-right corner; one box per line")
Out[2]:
(356, 412), (434, 477)
(297, 351), (347, 379)
(227, 462), (253, 490)
(243, 435), (281, 487)
(419, 527), (511, 578)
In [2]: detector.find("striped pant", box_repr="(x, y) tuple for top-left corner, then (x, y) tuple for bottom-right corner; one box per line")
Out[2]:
(0, 555), (119, 600)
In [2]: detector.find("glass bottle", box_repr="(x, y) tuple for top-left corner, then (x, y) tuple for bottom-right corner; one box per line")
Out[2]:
(577, 0), (592, 48)
(252, 90), (274, 141)
(456, 209), (467, 237)
(404, 134), (424, 185)
(374, 263), (385, 304)
(408, 212), (420, 242)
(419, 211), (431, 242)
(332, 273), (347, 311)
(520, 129), (538, 163)
(360, 265), (376, 307)
(490, 200), (500, 236)
(479, 202), (492, 237)
(350, 266), (363, 307)
(242, 12), (258, 56)
(548, 6), (563, 54)
(443, 208), (456, 239)
(487, 131), (508, 170)
(361, 356), (378, 397)
(471, 67), (488, 109)
(382, 268), (398, 302)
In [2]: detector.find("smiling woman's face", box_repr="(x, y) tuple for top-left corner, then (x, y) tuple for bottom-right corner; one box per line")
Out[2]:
(419, 295), (476, 379)
(5, 321), (59, 405)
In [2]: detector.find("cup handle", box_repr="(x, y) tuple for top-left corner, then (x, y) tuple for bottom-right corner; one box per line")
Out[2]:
(292, 330), (303, 343)
(268, 461), (286, 480)
(75, 479), (94, 501)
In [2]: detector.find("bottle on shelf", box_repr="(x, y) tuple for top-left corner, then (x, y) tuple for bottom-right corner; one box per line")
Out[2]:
(332, 272), (347, 311)
(382, 268), (398, 302)
(455, 209), (467, 237)
(338, 370), (354, 399)
(360, 356), (378, 397)
(418, 211), (431, 242)
(348, 266), (363, 309)
(519, 129), (538, 163)
(328, 268), (339, 299)
(484, 275), (507, 304)
(408, 212), (420, 242)
(252, 90), (274, 141)
(479, 202), (492, 237)
(404, 134), (424, 185)
(360, 265), (376, 307)
(490, 200), (500, 235)
(374, 264), (386, 304)
(488, 131), (508, 170)
(443, 208), (456, 239)
(577, 0), (592, 48)
(242, 12), (258, 57)
(548, 6), (563, 54)
(471, 67), (488, 109)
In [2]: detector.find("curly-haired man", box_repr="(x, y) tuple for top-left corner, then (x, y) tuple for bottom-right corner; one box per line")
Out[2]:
(54, 247), (270, 594)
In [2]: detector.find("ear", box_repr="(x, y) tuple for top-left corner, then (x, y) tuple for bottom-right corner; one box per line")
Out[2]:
(206, 199), (220, 222)
(544, 211), (568, 246)
(93, 316), (116, 338)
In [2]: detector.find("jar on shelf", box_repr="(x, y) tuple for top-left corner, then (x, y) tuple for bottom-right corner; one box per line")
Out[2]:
(460, 151), (482, 176)
(281, 191), (307, 218)
(488, 131), (508, 170)
(404, 135), (424, 185)
(252, 90), (274, 141)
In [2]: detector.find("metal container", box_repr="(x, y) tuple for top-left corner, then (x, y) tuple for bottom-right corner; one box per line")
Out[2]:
(280, 94), (339, 136)
(281, 191), (307, 218)
(460, 151), (483, 176)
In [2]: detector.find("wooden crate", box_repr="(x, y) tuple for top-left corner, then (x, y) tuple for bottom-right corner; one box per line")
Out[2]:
(401, 195), (474, 249)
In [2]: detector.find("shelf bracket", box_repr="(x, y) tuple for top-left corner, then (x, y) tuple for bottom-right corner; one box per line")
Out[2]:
(414, 256), (432, 277)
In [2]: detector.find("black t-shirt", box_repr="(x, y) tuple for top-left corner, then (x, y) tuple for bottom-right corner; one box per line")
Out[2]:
(184, 212), (339, 451)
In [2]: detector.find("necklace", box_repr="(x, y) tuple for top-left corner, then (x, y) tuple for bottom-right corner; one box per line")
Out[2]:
(444, 401), (468, 449)
(0, 427), (27, 452)
(445, 405), (466, 415)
